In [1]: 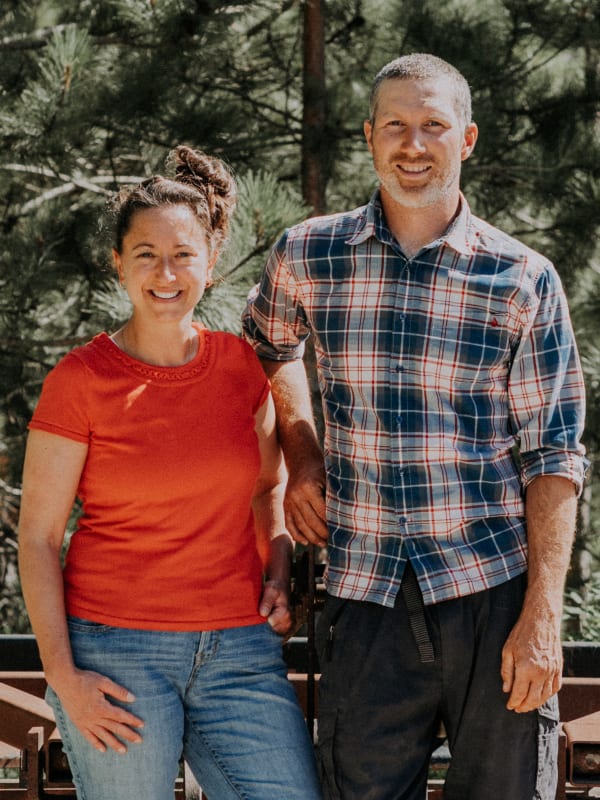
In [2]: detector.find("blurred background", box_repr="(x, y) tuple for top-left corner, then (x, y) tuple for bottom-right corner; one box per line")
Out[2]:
(1, 0), (599, 638)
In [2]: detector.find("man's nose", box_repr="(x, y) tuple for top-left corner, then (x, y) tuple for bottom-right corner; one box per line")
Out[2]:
(400, 126), (427, 155)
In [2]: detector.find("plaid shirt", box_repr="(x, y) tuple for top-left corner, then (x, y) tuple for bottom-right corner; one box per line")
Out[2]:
(243, 192), (587, 607)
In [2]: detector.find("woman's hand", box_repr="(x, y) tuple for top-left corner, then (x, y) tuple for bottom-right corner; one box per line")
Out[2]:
(259, 579), (293, 635)
(52, 668), (145, 754)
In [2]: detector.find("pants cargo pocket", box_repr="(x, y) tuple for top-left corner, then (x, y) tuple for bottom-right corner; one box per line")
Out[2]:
(535, 695), (559, 800)
(317, 707), (343, 800)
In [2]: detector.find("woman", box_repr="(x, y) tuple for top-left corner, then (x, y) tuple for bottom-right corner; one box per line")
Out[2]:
(18, 146), (322, 800)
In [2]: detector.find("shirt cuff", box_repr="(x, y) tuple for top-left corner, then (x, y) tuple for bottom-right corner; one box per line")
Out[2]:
(521, 451), (590, 497)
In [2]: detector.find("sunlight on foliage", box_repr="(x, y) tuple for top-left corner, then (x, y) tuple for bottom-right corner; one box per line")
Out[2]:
(563, 574), (600, 642)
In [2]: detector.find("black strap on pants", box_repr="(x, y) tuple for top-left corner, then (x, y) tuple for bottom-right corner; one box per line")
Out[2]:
(401, 562), (435, 664)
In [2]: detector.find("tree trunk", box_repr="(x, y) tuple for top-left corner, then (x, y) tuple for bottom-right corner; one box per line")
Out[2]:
(300, 0), (326, 443)
(302, 0), (327, 216)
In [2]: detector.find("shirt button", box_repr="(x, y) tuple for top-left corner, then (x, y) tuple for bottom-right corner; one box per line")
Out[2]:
(398, 516), (408, 525)
(396, 414), (402, 423)
(396, 365), (404, 372)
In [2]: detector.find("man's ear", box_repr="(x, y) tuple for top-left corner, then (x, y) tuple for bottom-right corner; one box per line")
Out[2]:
(461, 122), (478, 162)
(364, 119), (374, 154)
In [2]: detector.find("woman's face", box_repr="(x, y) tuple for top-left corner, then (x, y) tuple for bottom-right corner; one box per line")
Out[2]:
(113, 204), (215, 325)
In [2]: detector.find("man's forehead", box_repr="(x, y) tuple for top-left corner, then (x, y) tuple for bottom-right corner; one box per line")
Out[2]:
(379, 75), (456, 98)
(376, 76), (459, 113)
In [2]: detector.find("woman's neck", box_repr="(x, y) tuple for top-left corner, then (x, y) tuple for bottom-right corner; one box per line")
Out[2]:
(113, 319), (199, 367)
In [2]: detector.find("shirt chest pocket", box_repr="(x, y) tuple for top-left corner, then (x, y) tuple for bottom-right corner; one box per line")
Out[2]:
(420, 299), (516, 390)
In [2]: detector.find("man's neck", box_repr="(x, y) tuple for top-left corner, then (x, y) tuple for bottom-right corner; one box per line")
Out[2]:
(380, 189), (460, 259)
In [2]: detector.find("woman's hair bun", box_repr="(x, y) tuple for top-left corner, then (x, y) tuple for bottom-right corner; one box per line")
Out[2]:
(169, 145), (236, 202)
(167, 145), (237, 247)
(110, 145), (237, 254)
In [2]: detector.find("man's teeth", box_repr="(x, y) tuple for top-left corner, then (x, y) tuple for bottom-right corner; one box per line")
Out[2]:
(401, 164), (429, 173)
(152, 290), (180, 299)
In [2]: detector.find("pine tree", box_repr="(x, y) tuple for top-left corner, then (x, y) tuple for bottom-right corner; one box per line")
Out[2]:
(0, 0), (313, 629)
(1, 0), (600, 634)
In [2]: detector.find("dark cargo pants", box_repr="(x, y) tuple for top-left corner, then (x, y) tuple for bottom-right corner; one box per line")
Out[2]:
(316, 570), (558, 800)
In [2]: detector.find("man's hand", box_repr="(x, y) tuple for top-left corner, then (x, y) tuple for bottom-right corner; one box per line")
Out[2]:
(501, 607), (563, 713)
(52, 668), (144, 754)
(501, 475), (578, 713)
(284, 462), (328, 546)
(260, 578), (293, 634)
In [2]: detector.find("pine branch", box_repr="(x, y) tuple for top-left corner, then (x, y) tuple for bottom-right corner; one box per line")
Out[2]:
(0, 335), (91, 351)
(225, 243), (272, 280)
(0, 164), (146, 216)
(0, 24), (159, 52)
(0, 24), (72, 51)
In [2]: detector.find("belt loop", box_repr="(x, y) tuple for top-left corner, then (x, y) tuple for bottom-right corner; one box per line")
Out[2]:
(401, 562), (435, 664)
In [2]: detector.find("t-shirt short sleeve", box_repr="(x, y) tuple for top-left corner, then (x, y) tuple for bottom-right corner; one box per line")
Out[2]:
(236, 336), (271, 415)
(28, 353), (91, 444)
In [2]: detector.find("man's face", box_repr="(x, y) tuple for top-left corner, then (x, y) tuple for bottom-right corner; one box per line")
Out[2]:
(364, 77), (477, 210)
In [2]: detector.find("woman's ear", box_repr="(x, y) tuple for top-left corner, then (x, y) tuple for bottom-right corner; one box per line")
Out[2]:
(206, 249), (220, 287)
(112, 248), (125, 286)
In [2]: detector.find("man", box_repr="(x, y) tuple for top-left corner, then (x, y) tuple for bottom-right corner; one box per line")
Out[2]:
(242, 53), (587, 800)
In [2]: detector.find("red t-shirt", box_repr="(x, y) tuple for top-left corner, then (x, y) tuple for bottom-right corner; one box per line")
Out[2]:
(29, 325), (270, 631)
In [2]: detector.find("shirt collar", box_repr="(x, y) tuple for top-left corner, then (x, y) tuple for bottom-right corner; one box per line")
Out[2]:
(347, 189), (476, 257)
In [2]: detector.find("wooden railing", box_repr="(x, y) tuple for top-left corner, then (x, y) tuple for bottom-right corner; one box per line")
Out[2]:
(1, 637), (599, 799)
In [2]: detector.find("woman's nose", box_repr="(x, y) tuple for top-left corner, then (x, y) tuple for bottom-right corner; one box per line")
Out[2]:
(155, 258), (176, 280)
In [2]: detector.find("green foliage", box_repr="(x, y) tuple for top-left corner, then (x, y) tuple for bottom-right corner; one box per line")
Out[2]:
(0, 0), (310, 480)
(563, 573), (600, 642)
(0, 478), (28, 633)
(1, 0), (600, 638)
(571, 269), (600, 458)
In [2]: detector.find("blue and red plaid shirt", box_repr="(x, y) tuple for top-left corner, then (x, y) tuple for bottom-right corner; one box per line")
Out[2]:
(243, 192), (588, 607)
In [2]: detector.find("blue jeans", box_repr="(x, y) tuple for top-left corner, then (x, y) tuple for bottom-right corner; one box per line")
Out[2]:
(46, 619), (322, 800)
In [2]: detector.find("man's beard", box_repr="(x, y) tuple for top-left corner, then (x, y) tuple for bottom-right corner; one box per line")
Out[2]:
(374, 157), (459, 209)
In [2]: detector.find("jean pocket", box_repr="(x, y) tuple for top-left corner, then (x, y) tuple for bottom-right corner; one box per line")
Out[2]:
(535, 694), (559, 799)
(67, 616), (112, 634)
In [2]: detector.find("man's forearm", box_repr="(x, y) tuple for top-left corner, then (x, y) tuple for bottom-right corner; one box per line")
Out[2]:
(259, 358), (323, 470)
(524, 474), (578, 615)
(259, 358), (328, 545)
(501, 474), (578, 712)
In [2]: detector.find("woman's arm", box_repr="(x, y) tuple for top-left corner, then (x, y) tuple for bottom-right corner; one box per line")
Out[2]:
(252, 394), (295, 635)
(18, 430), (144, 753)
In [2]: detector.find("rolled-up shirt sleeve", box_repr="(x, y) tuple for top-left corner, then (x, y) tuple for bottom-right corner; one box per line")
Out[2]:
(509, 262), (588, 494)
(242, 229), (310, 361)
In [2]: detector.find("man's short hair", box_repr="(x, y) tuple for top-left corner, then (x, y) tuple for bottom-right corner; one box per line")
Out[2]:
(369, 53), (472, 129)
